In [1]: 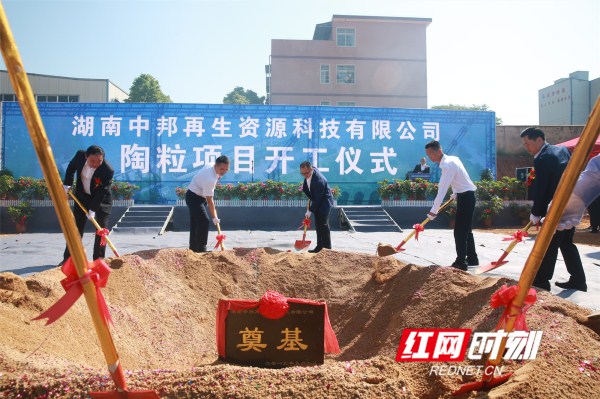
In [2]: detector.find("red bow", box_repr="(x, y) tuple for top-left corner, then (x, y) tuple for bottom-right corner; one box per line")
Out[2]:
(503, 230), (528, 243)
(214, 234), (226, 250)
(258, 290), (290, 319)
(33, 258), (112, 326)
(413, 224), (425, 240)
(96, 228), (110, 247)
(298, 218), (311, 230)
(490, 284), (536, 332)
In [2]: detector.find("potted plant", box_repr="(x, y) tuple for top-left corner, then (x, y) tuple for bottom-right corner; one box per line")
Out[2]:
(510, 203), (532, 225)
(0, 175), (15, 199)
(8, 201), (33, 233)
(479, 196), (504, 228)
(111, 182), (140, 200)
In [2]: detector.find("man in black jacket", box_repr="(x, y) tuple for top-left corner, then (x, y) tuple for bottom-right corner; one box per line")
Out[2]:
(61, 145), (114, 263)
(301, 161), (334, 253)
(521, 127), (586, 292)
(412, 157), (431, 173)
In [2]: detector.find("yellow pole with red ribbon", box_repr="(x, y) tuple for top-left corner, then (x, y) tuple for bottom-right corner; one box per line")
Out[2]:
(0, 5), (157, 398)
(454, 97), (600, 395)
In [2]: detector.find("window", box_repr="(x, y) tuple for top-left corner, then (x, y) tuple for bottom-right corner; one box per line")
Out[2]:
(336, 65), (355, 84)
(320, 101), (331, 106)
(320, 64), (330, 84)
(69, 95), (79, 102)
(0, 94), (16, 101)
(337, 101), (356, 107)
(58, 95), (69, 102)
(47, 95), (58, 102)
(36, 95), (47, 102)
(336, 28), (355, 47)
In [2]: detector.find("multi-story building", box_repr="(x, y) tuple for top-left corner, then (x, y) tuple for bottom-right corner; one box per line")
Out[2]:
(0, 70), (128, 103)
(267, 15), (431, 108)
(539, 71), (600, 125)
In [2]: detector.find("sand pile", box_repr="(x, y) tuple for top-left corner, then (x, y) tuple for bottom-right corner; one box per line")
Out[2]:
(0, 248), (598, 398)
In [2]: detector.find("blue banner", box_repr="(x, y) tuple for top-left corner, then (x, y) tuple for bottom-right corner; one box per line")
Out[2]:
(1, 102), (495, 204)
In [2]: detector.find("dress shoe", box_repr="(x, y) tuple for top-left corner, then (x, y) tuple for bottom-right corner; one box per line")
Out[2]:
(467, 257), (479, 266)
(555, 280), (587, 292)
(451, 261), (468, 271)
(532, 280), (551, 291)
(308, 247), (322, 253)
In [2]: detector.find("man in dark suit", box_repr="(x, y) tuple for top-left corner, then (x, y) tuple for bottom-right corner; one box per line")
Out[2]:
(521, 127), (586, 292)
(61, 145), (114, 263)
(412, 157), (431, 173)
(301, 161), (334, 253)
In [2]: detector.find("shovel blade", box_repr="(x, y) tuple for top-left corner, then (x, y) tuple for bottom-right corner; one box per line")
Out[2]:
(294, 240), (311, 250)
(474, 261), (508, 274)
(90, 390), (160, 399)
(452, 372), (512, 395)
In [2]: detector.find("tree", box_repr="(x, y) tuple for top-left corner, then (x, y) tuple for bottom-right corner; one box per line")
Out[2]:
(125, 74), (172, 103)
(223, 86), (265, 105)
(431, 103), (503, 125)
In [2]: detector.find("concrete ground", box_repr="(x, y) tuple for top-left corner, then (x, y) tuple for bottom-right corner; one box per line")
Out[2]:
(1, 228), (598, 311)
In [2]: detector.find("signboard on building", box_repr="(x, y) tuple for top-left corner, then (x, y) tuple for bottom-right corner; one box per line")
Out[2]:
(1, 102), (495, 204)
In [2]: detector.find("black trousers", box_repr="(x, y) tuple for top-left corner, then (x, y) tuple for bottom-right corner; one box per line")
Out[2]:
(186, 189), (209, 252)
(535, 227), (586, 284)
(63, 194), (110, 261)
(314, 208), (332, 250)
(454, 191), (477, 263)
(588, 195), (600, 231)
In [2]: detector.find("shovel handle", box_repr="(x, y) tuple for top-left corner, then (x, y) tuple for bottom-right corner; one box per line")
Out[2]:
(400, 198), (454, 245)
(69, 191), (120, 257)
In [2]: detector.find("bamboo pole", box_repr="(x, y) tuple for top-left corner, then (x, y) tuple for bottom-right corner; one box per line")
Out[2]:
(0, 5), (145, 396)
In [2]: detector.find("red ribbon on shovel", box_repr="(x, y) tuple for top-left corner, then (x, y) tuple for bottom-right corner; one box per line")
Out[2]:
(298, 218), (311, 230)
(96, 228), (110, 247)
(502, 229), (528, 243)
(412, 224), (425, 240)
(490, 284), (536, 332)
(33, 258), (112, 326)
(214, 234), (226, 250)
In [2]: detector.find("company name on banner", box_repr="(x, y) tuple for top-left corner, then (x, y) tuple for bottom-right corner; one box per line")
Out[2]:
(71, 114), (441, 177)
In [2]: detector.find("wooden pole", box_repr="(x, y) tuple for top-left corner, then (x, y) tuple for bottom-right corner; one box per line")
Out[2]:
(0, 6), (147, 396)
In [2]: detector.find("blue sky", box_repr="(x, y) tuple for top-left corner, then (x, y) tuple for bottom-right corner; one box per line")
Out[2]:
(1, 0), (599, 125)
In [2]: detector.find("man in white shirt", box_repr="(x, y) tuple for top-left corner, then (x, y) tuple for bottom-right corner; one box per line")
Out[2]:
(186, 155), (230, 252)
(425, 140), (478, 270)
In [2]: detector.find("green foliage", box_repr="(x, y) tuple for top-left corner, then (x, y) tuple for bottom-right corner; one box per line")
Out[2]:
(125, 74), (172, 103)
(479, 196), (504, 221)
(510, 202), (532, 220)
(182, 181), (335, 201)
(223, 86), (265, 105)
(480, 168), (494, 181)
(0, 169), (14, 177)
(8, 201), (34, 224)
(110, 182), (140, 199)
(430, 103), (503, 125)
(0, 175), (15, 198)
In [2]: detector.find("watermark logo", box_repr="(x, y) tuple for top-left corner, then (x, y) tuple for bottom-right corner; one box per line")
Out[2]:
(396, 328), (543, 376)
(395, 328), (471, 362)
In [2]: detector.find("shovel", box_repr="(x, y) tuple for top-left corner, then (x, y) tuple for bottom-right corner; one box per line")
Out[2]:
(475, 221), (532, 274)
(377, 198), (453, 257)
(69, 191), (120, 257)
(294, 201), (312, 250)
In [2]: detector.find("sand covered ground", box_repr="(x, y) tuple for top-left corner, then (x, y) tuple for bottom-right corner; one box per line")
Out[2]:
(1, 248), (599, 398)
